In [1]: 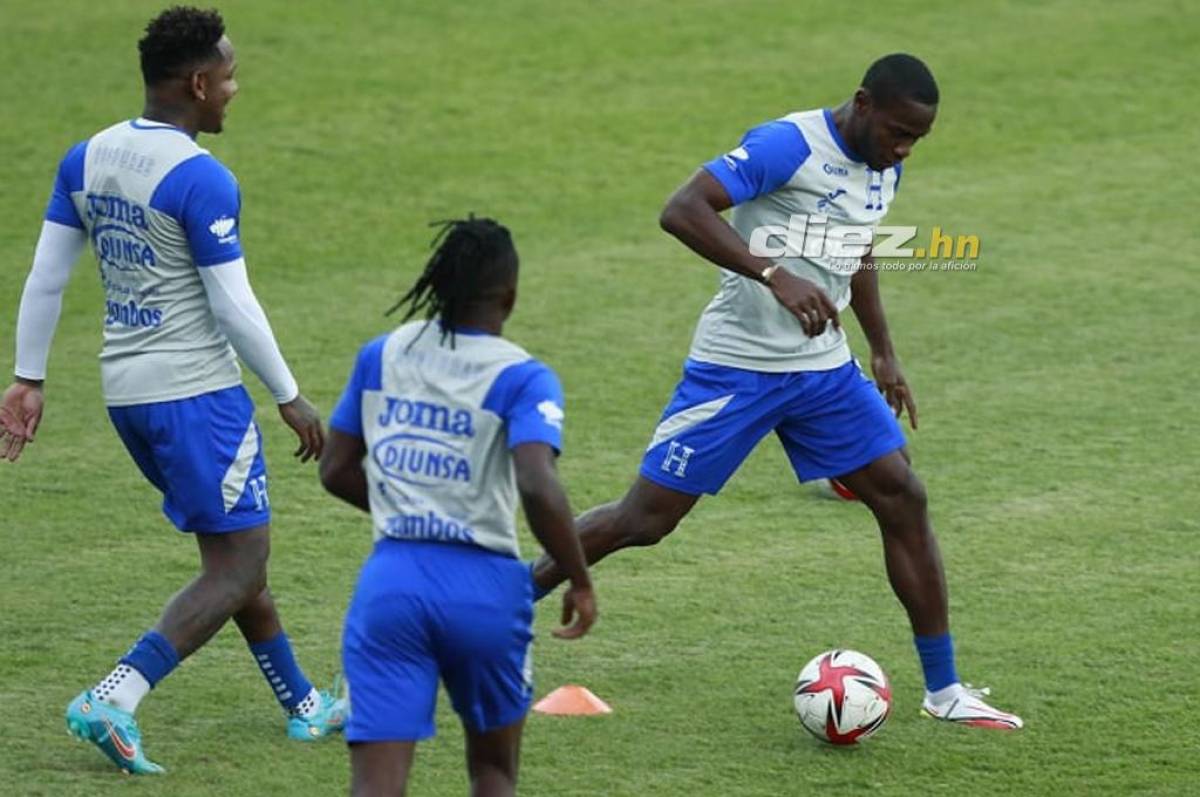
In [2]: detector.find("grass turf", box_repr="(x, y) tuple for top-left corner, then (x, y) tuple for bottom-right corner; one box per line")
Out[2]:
(1, 1), (1197, 794)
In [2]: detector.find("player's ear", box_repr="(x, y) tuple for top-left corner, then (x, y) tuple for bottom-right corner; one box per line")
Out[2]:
(852, 87), (873, 115)
(501, 285), (517, 318)
(189, 70), (208, 102)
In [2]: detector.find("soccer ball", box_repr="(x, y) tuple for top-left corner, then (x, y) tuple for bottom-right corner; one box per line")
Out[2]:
(793, 649), (892, 745)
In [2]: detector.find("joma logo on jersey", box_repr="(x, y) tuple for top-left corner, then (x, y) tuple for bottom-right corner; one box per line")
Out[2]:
(378, 397), (475, 438)
(85, 193), (148, 230)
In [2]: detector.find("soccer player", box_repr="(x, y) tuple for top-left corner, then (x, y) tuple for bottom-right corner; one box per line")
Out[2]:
(531, 54), (1023, 730)
(0, 7), (346, 774)
(319, 217), (597, 797)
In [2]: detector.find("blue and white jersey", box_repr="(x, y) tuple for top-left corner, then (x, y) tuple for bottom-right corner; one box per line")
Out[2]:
(691, 108), (903, 373)
(45, 119), (246, 406)
(329, 321), (565, 558)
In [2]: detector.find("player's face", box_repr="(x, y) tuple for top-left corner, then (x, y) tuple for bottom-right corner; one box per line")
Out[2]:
(196, 36), (239, 135)
(856, 93), (936, 171)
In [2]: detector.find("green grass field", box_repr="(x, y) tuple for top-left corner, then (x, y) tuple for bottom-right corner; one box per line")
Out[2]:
(2, 1), (1198, 794)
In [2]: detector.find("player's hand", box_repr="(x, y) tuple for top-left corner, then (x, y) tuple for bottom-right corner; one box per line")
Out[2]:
(768, 270), (840, 337)
(552, 582), (597, 640)
(278, 394), (325, 463)
(0, 381), (45, 463)
(871, 352), (918, 430)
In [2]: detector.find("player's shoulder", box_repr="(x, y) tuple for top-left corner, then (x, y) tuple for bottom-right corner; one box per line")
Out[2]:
(483, 356), (563, 420)
(732, 112), (815, 165)
(149, 150), (239, 222)
(162, 151), (238, 191)
(776, 108), (830, 141)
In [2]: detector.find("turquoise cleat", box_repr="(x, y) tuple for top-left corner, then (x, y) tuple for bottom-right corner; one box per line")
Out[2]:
(287, 680), (349, 741)
(65, 690), (165, 774)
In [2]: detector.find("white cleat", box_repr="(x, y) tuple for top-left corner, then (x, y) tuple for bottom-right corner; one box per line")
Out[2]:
(921, 684), (1023, 730)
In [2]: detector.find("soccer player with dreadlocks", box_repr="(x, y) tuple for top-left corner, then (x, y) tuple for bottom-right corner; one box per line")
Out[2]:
(320, 217), (597, 796)
(1, 7), (346, 774)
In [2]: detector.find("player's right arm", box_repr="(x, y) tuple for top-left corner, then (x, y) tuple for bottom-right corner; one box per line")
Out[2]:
(3, 144), (89, 462)
(659, 125), (839, 336)
(513, 443), (596, 640)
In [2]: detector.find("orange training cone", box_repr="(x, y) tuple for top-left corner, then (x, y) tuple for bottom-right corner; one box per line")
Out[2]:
(532, 685), (613, 716)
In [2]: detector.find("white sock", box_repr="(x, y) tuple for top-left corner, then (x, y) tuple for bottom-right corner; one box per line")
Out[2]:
(291, 687), (321, 718)
(926, 682), (964, 706)
(93, 664), (151, 714)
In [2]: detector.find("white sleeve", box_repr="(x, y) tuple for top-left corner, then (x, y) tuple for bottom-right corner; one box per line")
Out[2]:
(198, 259), (300, 404)
(14, 221), (89, 381)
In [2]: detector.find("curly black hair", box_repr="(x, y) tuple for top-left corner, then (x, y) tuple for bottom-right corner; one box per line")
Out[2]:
(387, 217), (519, 348)
(861, 54), (939, 107)
(138, 6), (225, 86)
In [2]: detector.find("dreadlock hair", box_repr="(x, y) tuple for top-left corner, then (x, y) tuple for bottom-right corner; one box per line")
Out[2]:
(861, 53), (939, 107)
(138, 6), (225, 86)
(387, 216), (519, 349)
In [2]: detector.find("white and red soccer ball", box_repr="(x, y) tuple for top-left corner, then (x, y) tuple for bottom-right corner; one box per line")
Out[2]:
(794, 649), (892, 745)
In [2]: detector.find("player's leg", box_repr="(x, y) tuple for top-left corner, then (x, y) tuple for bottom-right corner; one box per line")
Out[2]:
(342, 540), (440, 793)
(531, 476), (698, 593)
(233, 583), (348, 739)
(464, 718), (525, 797)
(835, 451), (947, 635)
(436, 545), (535, 795)
(154, 525), (271, 657)
(349, 741), (416, 797)
(532, 360), (780, 595)
(67, 387), (330, 774)
(778, 362), (1021, 729)
(62, 525), (265, 775)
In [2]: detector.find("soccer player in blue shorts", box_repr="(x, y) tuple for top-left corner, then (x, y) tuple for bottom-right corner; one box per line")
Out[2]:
(531, 54), (1023, 730)
(319, 217), (597, 796)
(1, 7), (346, 773)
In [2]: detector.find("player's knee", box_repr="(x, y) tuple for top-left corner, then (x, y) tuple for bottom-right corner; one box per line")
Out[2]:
(222, 552), (268, 605)
(883, 469), (927, 517)
(620, 506), (681, 547)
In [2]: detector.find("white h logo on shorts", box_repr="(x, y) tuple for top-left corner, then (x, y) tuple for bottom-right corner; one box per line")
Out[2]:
(661, 441), (695, 478)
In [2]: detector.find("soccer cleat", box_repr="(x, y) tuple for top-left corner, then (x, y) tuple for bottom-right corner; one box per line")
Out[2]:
(920, 684), (1023, 730)
(287, 680), (349, 741)
(65, 690), (165, 774)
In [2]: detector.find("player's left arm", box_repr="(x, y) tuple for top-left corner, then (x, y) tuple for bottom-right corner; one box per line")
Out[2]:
(172, 155), (323, 461)
(850, 252), (917, 429)
(197, 261), (324, 461)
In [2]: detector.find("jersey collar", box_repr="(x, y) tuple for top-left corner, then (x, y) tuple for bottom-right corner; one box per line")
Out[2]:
(822, 109), (864, 163)
(129, 118), (195, 138)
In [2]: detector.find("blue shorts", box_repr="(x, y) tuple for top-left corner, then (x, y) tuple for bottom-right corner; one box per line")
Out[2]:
(342, 539), (534, 742)
(640, 359), (906, 495)
(107, 385), (270, 533)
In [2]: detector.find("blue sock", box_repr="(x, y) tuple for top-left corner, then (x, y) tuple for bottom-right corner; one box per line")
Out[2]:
(249, 633), (314, 713)
(119, 630), (180, 688)
(914, 633), (960, 692)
